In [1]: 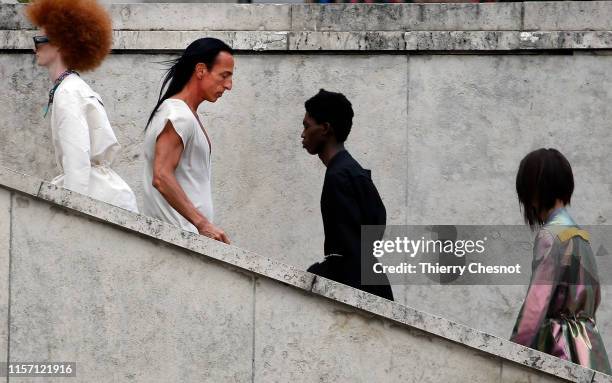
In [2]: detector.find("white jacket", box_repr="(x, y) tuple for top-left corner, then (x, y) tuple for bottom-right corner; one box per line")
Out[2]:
(50, 74), (138, 213)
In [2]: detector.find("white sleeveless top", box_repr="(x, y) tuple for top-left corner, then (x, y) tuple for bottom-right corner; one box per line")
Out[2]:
(142, 98), (213, 233)
(50, 74), (138, 213)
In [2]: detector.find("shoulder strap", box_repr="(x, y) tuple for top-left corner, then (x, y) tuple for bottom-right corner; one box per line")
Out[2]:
(557, 227), (590, 242)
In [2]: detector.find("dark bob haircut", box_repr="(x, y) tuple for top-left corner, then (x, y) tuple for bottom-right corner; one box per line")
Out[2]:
(305, 89), (354, 143)
(516, 148), (574, 229)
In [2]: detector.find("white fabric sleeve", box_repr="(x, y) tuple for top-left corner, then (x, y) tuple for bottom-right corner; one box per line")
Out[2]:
(53, 88), (91, 195)
(156, 106), (194, 148)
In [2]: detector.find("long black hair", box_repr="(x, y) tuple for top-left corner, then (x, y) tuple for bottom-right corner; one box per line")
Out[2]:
(516, 148), (574, 229)
(146, 37), (233, 129)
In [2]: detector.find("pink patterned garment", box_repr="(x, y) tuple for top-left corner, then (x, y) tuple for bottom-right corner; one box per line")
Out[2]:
(511, 208), (611, 374)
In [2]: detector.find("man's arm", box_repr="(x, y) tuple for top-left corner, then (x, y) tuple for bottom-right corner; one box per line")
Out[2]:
(152, 121), (230, 244)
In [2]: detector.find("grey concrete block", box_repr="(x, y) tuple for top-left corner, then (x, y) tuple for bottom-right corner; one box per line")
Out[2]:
(1, 30), (288, 51)
(311, 276), (394, 317)
(0, 3), (291, 32)
(255, 277), (503, 382)
(37, 181), (315, 291)
(593, 372), (612, 383)
(110, 4), (291, 31)
(524, 1), (612, 31)
(6, 28), (612, 52)
(0, 189), (10, 364)
(405, 53), (612, 354)
(233, 31), (288, 51)
(289, 31), (406, 50)
(0, 4), (30, 30)
(389, 300), (589, 382)
(0, 167), (42, 197)
(9, 194), (254, 382)
(506, 348), (595, 383)
(405, 31), (519, 51)
(500, 361), (571, 383)
(518, 31), (612, 50)
(291, 3), (521, 32)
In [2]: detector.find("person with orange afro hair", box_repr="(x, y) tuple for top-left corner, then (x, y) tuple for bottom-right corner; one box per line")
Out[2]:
(26, 0), (138, 213)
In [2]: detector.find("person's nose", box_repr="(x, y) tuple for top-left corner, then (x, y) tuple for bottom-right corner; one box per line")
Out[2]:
(225, 78), (232, 91)
(301, 130), (305, 139)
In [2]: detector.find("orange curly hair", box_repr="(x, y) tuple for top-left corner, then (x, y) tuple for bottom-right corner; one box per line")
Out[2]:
(26, 0), (112, 72)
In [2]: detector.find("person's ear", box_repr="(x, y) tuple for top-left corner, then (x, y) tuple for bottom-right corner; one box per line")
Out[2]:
(322, 122), (333, 136)
(195, 63), (207, 80)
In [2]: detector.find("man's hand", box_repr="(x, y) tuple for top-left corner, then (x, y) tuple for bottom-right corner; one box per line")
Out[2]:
(153, 121), (229, 242)
(196, 221), (230, 244)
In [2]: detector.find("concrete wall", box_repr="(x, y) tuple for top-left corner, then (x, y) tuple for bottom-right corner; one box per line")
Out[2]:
(1, 2), (612, 372)
(1, 170), (605, 382)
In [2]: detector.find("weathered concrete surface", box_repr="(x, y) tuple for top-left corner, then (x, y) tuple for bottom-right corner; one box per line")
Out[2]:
(523, 1), (612, 31)
(0, 3), (292, 31)
(0, 188), (10, 365)
(501, 361), (572, 383)
(3, 3), (612, 51)
(35, 181), (315, 292)
(291, 3), (522, 32)
(594, 371), (612, 383)
(406, 54), (612, 226)
(0, 53), (408, 270)
(255, 277), (505, 383)
(7, 29), (612, 51)
(0, 177), (593, 381)
(1, 51), (612, 366)
(405, 53), (612, 357)
(7, 2), (609, 33)
(405, 31), (612, 51)
(10, 194), (254, 382)
(2, 2), (612, 378)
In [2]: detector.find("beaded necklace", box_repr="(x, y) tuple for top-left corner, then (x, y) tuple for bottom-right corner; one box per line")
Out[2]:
(44, 69), (79, 118)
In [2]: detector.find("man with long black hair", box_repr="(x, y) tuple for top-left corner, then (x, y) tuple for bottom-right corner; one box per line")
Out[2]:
(143, 38), (233, 244)
(301, 89), (394, 300)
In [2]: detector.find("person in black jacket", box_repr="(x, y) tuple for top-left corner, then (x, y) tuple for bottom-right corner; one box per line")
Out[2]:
(301, 89), (394, 301)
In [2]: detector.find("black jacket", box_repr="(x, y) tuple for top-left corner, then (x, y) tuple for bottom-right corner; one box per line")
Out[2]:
(308, 150), (393, 301)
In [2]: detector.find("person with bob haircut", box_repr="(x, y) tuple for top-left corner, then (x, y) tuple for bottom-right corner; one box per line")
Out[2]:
(301, 89), (393, 301)
(143, 38), (233, 244)
(26, 0), (138, 212)
(511, 148), (610, 373)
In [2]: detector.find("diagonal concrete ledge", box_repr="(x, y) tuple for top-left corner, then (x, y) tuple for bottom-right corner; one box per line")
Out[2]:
(0, 165), (610, 383)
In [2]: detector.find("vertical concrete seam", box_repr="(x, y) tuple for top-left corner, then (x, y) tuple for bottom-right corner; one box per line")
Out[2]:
(6, 192), (13, 383)
(287, 4), (293, 51)
(309, 275), (317, 292)
(590, 371), (597, 383)
(520, 2), (525, 31)
(251, 276), (256, 383)
(35, 181), (43, 198)
(404, 53), (410, 308)
(405, 52), (410, 228)
(498, 360), (503, 383)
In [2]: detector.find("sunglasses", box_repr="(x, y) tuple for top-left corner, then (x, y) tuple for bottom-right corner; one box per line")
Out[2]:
(33, 35), (50, 49)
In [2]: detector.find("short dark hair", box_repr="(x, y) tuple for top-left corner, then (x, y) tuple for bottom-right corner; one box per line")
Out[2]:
(516, 148), (574, 229)
(304, 89), (354, 143)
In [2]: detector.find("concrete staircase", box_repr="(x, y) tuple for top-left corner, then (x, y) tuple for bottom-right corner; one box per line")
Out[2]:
(0, 166), (610, 382)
